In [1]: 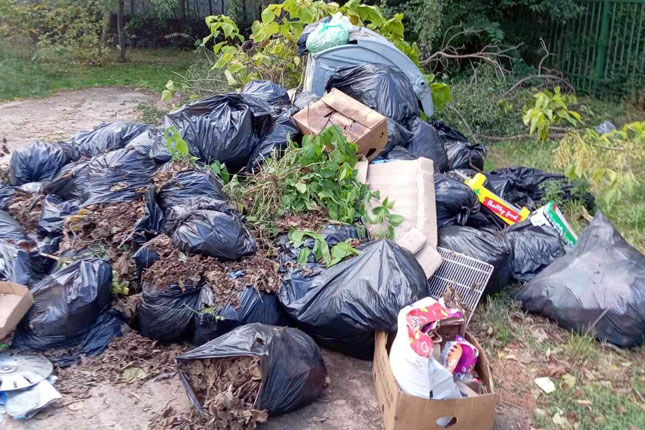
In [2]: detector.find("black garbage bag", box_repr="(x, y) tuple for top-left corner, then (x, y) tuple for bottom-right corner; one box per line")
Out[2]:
(293, 91), (321, 110)
(279, 240), (428, 359)
(381, 145), (416, 161)
(171, 208), (257, 260)
(43, 159), (91, 202)
(431, 121), (486, 171)
(407, 118), (450, 172)
(192, 286), (289, 346)
(125, 127), (163, 157)
(0, 209), (28, 242)
(146, 129), (174, 164)
(158, 169), (227, 215)
(0, 184), (15, 211)
(517, 212), (645, 347)
(246, 108), (301, 172)
(384, 117), (414, 153)
(178, 323), (327, 416)
(438, 226), (513, 294)
(138, 283), (203, 341)
(434, 174), (480, 228)
(81, 148), (158, 206)
(445, 140), (487, 171)
(325, 64), (420, 125)
(12, 258), (112, 350)
(49, 309), (128, 367)
(242, 80), (291, 106)
(0, 212), (52, 285)
(132, 240), (161, 272)
(67, 122), (151, 160)
(8, 141), (68, 186)
(506, 221), (565, 283)
(130, 187), (165, 246)
(163, 94), (275, 170)
(485, 167), (594, 210)
(37, 195), (80, 236)
(0, 241), (44, 286)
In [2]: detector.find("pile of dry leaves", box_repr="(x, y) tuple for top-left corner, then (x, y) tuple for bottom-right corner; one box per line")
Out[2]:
(58, 199), (146, 282)
(175, 356), (268, 430)
(57, 329), (190, 398)
(7, 189), (44, 232)
(141, 235), (281, 310)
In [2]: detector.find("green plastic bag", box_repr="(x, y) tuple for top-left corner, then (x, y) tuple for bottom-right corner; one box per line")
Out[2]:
(306, 14), (351, 54)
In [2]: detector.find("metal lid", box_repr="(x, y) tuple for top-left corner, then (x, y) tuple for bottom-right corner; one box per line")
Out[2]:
(0, 352), (53, 392)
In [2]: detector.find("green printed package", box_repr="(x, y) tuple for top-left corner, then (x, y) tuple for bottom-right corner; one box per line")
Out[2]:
(530, 202), (578, 247)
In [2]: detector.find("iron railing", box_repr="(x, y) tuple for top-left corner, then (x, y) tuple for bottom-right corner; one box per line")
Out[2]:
(546, 0), (645, 97)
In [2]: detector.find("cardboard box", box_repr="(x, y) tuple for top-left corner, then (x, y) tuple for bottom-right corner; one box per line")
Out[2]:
(357, 158), (441, 277)
(373, 331), (495, 430)
(293, 88), (387, 161)
(0, 282), (33, 339)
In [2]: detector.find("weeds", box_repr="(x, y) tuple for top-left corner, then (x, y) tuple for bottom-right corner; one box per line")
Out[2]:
(564, 333), (599, 364)
(136, 101), (165, 125)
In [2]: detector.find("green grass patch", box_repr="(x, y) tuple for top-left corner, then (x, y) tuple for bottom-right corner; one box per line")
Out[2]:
(536, 381), (645, 430)
(0, 41), (195, 101)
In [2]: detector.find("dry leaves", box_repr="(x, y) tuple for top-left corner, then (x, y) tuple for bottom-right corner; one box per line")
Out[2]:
(7, 189), (44, 232)
(173, 356), (268, 430)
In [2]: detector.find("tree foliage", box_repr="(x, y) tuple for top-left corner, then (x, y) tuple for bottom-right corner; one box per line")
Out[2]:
(0, 0), (107, 63)
(201, 0), (420, 89)
(555, 122), (644, 204)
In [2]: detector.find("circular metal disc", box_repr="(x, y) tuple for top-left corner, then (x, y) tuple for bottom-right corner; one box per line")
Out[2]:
(0, 352), (53, 392)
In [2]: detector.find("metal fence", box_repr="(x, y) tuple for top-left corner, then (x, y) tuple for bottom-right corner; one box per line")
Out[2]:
(546, 0), (645, 97)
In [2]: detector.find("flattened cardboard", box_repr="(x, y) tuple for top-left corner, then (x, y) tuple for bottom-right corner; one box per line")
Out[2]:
(0, 282), (33, 339)
(373, 331), (495, 430)
(357, 158), (441, 277)
(293, 88), (387, 161)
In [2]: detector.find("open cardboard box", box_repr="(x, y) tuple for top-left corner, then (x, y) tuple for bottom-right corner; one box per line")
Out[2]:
(0, 282), (33, 339)
(293, 88), (387, 161)
(373, 331), (495, 430)
(357, 157), (441, 277)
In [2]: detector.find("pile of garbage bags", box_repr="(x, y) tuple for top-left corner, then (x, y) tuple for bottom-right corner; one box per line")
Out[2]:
(2, 35), (644, 427)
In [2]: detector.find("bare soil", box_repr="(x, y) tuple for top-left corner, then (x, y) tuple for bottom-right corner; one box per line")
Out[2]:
(0, 87), (160, 166)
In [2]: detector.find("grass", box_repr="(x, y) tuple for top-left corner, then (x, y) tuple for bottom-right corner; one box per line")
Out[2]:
(0, 41), (195, 101)
(461, 81), (645, 428)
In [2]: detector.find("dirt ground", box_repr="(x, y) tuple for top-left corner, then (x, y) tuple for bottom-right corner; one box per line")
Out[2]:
(0, 87), (523, 430)
(0, 87), (160, 165)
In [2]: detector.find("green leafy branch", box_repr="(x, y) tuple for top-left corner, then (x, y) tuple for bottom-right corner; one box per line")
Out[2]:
(555, 121), (643, 204)
(289, 229), (361, 267)
(522, 87), (581, 142)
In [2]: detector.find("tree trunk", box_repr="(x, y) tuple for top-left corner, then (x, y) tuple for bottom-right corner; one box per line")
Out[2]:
(208, 0), (213, 15)
(117, 0), (126, 62)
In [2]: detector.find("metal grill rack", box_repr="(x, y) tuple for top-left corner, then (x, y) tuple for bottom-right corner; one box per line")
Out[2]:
(428, 247), (494, 324)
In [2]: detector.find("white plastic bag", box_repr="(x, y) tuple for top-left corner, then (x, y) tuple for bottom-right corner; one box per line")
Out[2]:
(389, 297), (462, 400)
(305, 13), (351, 53)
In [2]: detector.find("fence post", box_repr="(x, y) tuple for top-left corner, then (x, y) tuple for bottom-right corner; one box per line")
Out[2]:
(593, 0), (612, 91)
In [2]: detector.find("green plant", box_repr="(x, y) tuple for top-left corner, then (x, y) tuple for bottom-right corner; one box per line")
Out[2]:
(207, 160), (231, 185)
(523, 87), (581, 142)
(224, 127), (402, 239)
(289, 229), (361, 266)
(112, 270), (130, 296)
(555, 121), (644, 204)
(0, 0), (108, 64)
(198, 0), (419, 90)
(164, 125), (197, 162)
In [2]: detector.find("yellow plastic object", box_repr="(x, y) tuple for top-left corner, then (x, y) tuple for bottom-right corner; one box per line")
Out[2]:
(465, 173), (531, 225)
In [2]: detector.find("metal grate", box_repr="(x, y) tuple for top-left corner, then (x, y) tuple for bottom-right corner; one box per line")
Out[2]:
(427, 247), (494, 324)
(546, 0), (645, 98)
